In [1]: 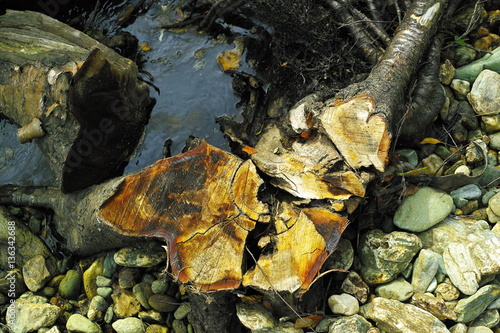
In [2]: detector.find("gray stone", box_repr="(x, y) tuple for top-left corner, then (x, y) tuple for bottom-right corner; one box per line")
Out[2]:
(468, 70), (500, 115)
(410, 293), (457, 321)
(328, 293), (359, 315)
(449, 323), (468, 333)
(472, 309), (500, 328)
(316, 318), (337, 332)
(489, 132), (500, 150)
(397, 149), (419, 167)
(104, 306), (114, 324)
(324, 238), (354, 271)
(103, 250), (117, 278)
(475, 165), (500, 187)
(467, 327), (493, 333)
(360, 297), (450, 333)
(66, 313), (103, 333)
(393, 187), (453, 232)
(450, 184), (482, 201)
(174, 302), (191, 320)
(359, 229), (422, 285)
(450, 79), (470, 100)
(411, 249), (441, 293)
(151, 279), (169, 294)
(6, 296), (60, 333)
(133, 282), (153, 310)
(95, 276), (112, 287)
(422, 154), (444, 176)
(341, 271), (370, 304)
(454, 284), (500, 322)
(114, 242), (165, 268)
(328, 315), (372, 333)
(22, 255), (53, 292)
(148, 294), (179, 313)
(112, 317), (146, 333)
(96, 287), (112, 299)
(59, 269), (82, 300)
(236, 302), (275, 330)
(87, 295), (108, 322)
(375, 277), (413, 301)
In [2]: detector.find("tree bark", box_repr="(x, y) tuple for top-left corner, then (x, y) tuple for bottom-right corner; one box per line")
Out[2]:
(0, 10), (153, 192)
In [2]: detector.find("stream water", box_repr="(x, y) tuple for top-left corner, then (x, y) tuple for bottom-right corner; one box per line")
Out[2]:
(0, 1), (253, 185)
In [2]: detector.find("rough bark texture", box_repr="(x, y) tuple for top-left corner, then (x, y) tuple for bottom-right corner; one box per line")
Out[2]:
(0, 10), (153, 192)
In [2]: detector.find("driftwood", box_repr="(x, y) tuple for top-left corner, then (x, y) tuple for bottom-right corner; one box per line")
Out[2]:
(0, 10), (153, 192)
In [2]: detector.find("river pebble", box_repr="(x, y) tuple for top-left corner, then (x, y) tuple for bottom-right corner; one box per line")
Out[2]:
(411, 249), (441, 293)
(328, 293), (359, 315)
(112, 317), (146, 333)
(375, 277), (413, 301)
(22, 255), (53, 292)
(148, 293), (179, 313)
(327, 315), (372, 333)
(114, 242), (165, 268)
(6, 295), (60, 333)
(59, 269), (82, 300)
(454, 284), (500, 322)
(133, 281), (153, 310)
(66, 313), (102, 333)
(341, 271), (370, 303)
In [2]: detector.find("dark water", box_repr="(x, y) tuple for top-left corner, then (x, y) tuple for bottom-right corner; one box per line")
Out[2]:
(0, 2), (253, 184)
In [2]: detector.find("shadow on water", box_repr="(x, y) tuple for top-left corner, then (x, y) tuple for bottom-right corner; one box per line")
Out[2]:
(0, 1), (254, 185)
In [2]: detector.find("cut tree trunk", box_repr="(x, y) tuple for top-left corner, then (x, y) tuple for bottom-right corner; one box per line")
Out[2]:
(0, 10), (153, 192)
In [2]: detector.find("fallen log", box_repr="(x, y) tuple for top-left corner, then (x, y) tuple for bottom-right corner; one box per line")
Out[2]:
(0, 10), (153, 192)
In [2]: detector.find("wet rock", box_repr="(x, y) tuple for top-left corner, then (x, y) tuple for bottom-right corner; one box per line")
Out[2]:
(112, 317), (146, 333)
(375, 277), (413, 301)
(450, 184), (482, 202)
(397, 149), (419, 167)
(393, 187), (453, 232)
(151, 279), (169, 294)
(96, 287), (112, 299)
(468, 70), (500, 115)
(410, 293), (457, 321)
(328, 315), (372, 333)
(111, 287), (141, 318)
(454, 284), (500, 322)
(83, 257), (104, 299)
(450, 79), (470, 100)
(87, 295), (108, 322)
(174, 302), (191, 320)
(148, 294), (179, 313)
(114, 242), (165, 268)
(145, 325), (168, 333)
(118, 267), (140, 289)
(172, 319), (187, 333)
(360, 297), (449, 333)
(411, 249), (441, 293)
(138, 309), (164, 323)
(103, 250), (117, 278)
(236, 302), (275, 330)
(59, 269), (82, 300)
(22, 255), (54, 292)
(324, 238), (354, 271)
(435, 282), (461, 301)
(328, 293), (359, 315)
(104, 305), (114, 324)
(95, 276), (112, 287)
(6, 295), (60, 333)
(133, 282), (153, 310)
(341, 271), (370, 303)
(472, 309), (500, 328)
(66, 313), (102, 333)
(358, 229), (422, 285)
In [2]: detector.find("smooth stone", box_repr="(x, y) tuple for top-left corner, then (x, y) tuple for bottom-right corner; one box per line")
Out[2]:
(328, 315), (372, 333)
(472, 309), (500, 328)
(410, 293), (457, 321)
(475, 165), (500, 187)
(341, 271), (370, 304)
(174, 302), (191, 320)
(454, 45), (500, 82)
(6, 297), (60, 333)
(66, 314), (102, 333)
(316, 318), (337, 332)
(40, 286), (56, 298)
(490, 132), (500, 150)
(393, 187), (453, 232)
(434, 145), (452, 161)
(114, 242), (165, 268)
(96, 287), (112, 299)
(133, 282), (153, 310)
(111, 287), (141, 318)
(138, 309), (164, 323)
(95, 276), (112, 287)
(328, 293), (359, 315)
(397, 149), (419, 167)
(450, 79), (470, 100)
(83, 257), (104, 299)
(236, 302), (275, 330)
(104, 305), (114, 324)
(411, 249), (441, 293)
(426, 277), (438, 293)
(449, 323), (468, 333)
(145, 325), (168, 333)
(59, 269), (82, 300)
(454, 46), (477, 67)
(482, 114), (500, 133)
(435, 282), (461, 301)
(458, 101), (479, 130)
(466, 140), (488, 163)
(454, 284), (500, 322)
(450, 184), (482, 201)
(23, 255), (54, 292)
(375, 277), (413, 301)
(359, 229), (422, 285)
(148, 294), (179, 313)
(467, 327), (493, 333)
(141, 274), (156, 285)
(324, 238), (354, 271)
(440, 59), (455, 85)
(421, 154), (444, 176)
(112, 317), (146, 333)
(360, 297), (450, 333)
(87, 295), (108, 322)
(118, 267), (140, 289)
(172, 319), (187, 333)
(487, 191), (500, 222)
(468, 70), (500, 115)
(151, 279), (169, 294)
(103, 250), (117, 278)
